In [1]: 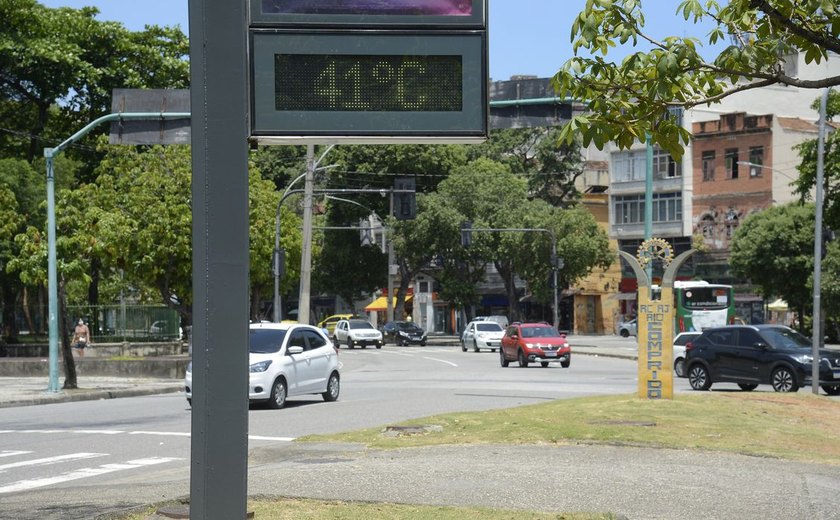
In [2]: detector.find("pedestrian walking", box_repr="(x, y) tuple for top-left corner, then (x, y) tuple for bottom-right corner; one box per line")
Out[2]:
(72, 318), (91, 357)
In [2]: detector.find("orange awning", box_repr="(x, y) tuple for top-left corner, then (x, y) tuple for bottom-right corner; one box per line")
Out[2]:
(365, 295), (413, 312)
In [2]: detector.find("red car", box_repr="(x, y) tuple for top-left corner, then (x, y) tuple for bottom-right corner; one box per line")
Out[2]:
(500, 322), (571, 368)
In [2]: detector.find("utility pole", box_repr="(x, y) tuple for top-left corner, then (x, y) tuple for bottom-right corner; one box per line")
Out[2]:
(813, 88), (828, 395)
(387, 189), (395, 323)
(298, 145), (316, 325)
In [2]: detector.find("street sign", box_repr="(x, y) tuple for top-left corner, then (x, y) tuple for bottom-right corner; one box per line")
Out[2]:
(248, 0), (488, 144)
(250, 0), (485, 27)
(109, 89), (191, 145)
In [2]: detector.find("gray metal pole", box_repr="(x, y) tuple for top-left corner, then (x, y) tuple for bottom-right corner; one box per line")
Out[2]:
(387, 190), (394, 323)
(188, 0), (250, 517)
(45, 153), (59, 392)
(645, 133), (653, 282)
(812, 88), (828, 395)
(551, 236), (559, 330)
(298, 145), (316, 325)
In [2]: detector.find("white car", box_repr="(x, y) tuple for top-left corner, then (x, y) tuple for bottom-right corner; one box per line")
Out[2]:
(673, 331), (701, 377)
(334, 318), (383, 349)
(461, 320), (505, 352)
(184, 322), (341, 409)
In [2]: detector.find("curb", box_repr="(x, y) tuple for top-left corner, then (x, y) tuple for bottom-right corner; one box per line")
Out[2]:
(0, 385), (183, 409)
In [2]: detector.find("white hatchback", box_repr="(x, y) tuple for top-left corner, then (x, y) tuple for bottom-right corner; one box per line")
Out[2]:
(185, 322), (341, 409)
(461, 320), (505, 352)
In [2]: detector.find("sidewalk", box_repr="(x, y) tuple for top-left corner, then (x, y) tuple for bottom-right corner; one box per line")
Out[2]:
(0, 376), (183, 409)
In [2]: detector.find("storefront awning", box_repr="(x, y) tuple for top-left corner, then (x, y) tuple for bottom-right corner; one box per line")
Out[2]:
(365, 295), (413, 312)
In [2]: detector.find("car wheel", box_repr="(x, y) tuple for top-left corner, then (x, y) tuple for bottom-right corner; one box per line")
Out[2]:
(674, 358), (686, 378)
(186, 398), (191, 407)
(268, 378), (287, 409)
(333, 336), (339, 347)
(322, 372), (340, 402)
(473, 339), (480, 353)
(738, 383), (758, 392)
(771, 366), (799, 392)
(346, 338), (354, 349)
(500, 349), (509, 367)
(620, 329), (629, 338)
(561, 357), (571, 368)
(540, 361), (549, 368)
(688, 364), (712, 391)
(517, 349), (529, 368)
(821, 384), (840, 396)
(461, 341), (467, 352)
(420, 340), (427, 347)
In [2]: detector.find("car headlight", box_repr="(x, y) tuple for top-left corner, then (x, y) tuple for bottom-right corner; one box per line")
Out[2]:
(793, 354), (813, 364)
(398, 331), (409, 337)
(250, 360), (272, 373)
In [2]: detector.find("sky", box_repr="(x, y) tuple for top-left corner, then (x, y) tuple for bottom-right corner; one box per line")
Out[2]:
(40, 0), (727, 81)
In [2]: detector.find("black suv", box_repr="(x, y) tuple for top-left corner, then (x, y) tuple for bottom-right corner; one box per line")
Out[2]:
(685, 325), (840, 395)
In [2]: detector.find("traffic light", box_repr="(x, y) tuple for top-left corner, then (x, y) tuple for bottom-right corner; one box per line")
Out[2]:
(273, 248), (285, 278)
(394, 177), (416, 220)
(359, 219), (373, 247)
(822, 228), (835, 259)
(460, 221), (472, 248)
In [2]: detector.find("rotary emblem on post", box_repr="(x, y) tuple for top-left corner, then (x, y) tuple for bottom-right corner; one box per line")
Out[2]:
(636, 238), (675, 269)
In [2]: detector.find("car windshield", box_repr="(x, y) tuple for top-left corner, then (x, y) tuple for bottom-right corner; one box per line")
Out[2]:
(674, 333), (700, 345)
(476, 323), (502, 332)
(249, 329), (287, 354)
(521, 326), (560, 338)
(760, 327), (812, 350)
(396, 322), (420, 331)
(349, 319), (375, 329)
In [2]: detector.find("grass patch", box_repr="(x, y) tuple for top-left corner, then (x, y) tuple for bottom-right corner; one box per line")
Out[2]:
(113, 497), (617, 520)
(300, 392), (840, 464)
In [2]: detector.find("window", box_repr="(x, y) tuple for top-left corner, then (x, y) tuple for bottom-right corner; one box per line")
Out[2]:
(303, 329), (327, 349)
(653, 148), (681, 178)
(738, 329), (763, 348)
(748, 146), (764, 177)
(614, 193), (683, 224)
(287, 330), (306, 350)
(611, 150), (647, 182)
(701, 151), (715, 181)
(725, 148), (739, 179)
(419, 281), (429, 293)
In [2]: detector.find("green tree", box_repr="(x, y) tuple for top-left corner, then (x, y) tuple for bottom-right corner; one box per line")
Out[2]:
(553, 0), (840, 158)
(730, 203), (817, 327)
(469, 127), (585, 206)
(0, 0), (189, 162)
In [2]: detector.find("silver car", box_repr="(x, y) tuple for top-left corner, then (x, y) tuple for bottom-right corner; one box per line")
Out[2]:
(461, 320), (505, 352)
(617, 318), (637, 338)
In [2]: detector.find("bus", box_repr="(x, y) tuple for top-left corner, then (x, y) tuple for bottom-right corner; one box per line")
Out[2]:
(672, 281), (735, 332)
(652, 281), (735, 333)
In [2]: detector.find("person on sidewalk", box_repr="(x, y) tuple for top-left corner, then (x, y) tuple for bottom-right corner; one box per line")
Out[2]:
(72, 318), (91, 357)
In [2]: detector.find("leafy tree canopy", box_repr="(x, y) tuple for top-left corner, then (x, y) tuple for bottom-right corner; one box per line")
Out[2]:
(553, 0), (840, 159)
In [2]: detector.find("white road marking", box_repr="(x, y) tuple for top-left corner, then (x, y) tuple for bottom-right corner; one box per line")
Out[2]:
(0, 453), (106, 472)
(421, 357), (458, 367)
(0, 457), (180, 494)
(0, 451), (31, 458)
(0, 429), (294, 442)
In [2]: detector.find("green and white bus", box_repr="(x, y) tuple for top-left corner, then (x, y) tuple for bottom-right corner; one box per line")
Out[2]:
(672, 281), (735, 332)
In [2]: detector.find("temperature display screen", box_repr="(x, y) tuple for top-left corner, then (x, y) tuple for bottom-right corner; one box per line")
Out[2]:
(275, 54), (462, 112)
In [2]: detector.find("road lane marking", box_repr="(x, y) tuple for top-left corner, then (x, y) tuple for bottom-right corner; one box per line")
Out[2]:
(0, 451), (31, 458)
(0, 453), (106, 472)
(0, 429), (294, 442)
(0, 457), (180, 494)
(421, 356), (458, 367)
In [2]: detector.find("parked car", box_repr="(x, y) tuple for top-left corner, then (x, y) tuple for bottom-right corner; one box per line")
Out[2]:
(184, 322), (341, 409)
(317, 314), (356, 336)
(381, 321), (427, 346)
(500, 322), (571, 368)
(334, 318), (384, 349)
(684, 325), (840, 394)
(673, 331), (701, 377)
(617, 318), (637, 338)
(461, 320), (505, 352)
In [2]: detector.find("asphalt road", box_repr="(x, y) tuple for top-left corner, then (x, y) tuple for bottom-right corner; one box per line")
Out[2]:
(1, 344), (839, 519)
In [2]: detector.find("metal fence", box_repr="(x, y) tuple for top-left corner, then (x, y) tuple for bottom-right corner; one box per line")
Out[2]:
(66, 305), (182, 342)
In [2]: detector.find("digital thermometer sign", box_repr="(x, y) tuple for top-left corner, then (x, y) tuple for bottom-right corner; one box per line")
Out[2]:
(250, 31), (487, 142)
(274, 54), (463, 112)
